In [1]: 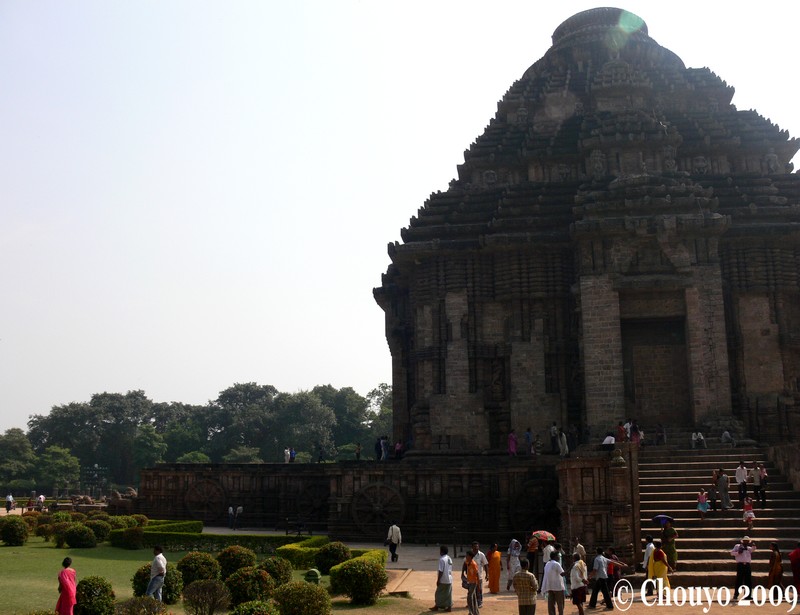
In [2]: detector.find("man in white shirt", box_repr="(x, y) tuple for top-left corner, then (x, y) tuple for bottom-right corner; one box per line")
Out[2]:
(601, 434), (616, 451)
(588, 547), (624, 609)
(731, 537), (756, 600)
(470, 541), (489, 608)
(735, 461), (749, 505)
(387, 523), (402, 562)
(541, 540), (555, 579)
(432, 544), (453, 612)
(145, 545), (167, 602)
(541, 551), (566, 615)
(641, 535), (655, 596)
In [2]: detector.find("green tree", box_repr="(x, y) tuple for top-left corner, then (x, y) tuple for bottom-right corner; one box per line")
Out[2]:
(0, 428), (37, 487)
(176, 451), (212, 463)
(207, 383), (278, 462)
(222, 446), (263, 463)
(312, 385), (369, 450)
(132, 424), (167, 479)
(35, 446), (80, 493)
(154, 402), (213, 462)
(92, 390), (153, 485)
(28, 402), (102, 466)
(365, 383), (393, 442)
(273, 391), (337, 461)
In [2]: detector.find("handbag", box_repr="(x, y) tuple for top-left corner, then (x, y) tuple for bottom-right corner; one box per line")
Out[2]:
(461, 579), (470, 589)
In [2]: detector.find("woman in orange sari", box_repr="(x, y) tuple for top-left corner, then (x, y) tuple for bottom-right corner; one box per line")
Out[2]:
(486, 543), (502, 594)
(767, 542), (784, 588)
(56, 557), (77, 615)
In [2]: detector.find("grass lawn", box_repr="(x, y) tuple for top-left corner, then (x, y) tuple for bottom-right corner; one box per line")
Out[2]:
(0, 536), (428, 615)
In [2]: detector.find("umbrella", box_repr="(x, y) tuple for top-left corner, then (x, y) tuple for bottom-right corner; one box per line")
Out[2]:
(652, 514), (674, 526)
(530, 530), (556, 541)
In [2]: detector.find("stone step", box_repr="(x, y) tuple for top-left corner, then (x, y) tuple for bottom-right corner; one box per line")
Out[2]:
(637, 534), (798, 547)
(639, 446), (764, 458)
(641, 516), (800, 536)
(625, 570), (770, 589)
(639, 493), (800, 504)
(638, 476), (787, 486)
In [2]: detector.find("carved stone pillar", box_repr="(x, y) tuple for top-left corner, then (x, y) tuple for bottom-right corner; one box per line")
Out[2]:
(609, 446), (635, 561)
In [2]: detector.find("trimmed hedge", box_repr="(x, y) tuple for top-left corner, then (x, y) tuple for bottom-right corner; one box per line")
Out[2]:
(273, 581), (331, 615)
(225, 566), (275, 606)
(64, 523), (97, 548)
(112, 530), (296, 554)
(257, 556), (292, 586)
(131, 563), (183, 604)
(275, 536), (330, 569)
(75, 575), (115, 615)
(115, 596), (168, 614)
(177, 551), (222, 587)
(314, 541), (351, 575)
(230, 600), (280, 615)
(329, 549), (388, 605)
(182, 579), (230, 615)
(1, 516), (29, 546)
(217, 545), (257, 580)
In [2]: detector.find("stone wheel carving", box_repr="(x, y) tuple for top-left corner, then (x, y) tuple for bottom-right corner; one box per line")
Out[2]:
(351, 483), (405, 535)
(510, 479), (558, 531)
(297, 482), (330, 522)
(184, 479), (226, 522)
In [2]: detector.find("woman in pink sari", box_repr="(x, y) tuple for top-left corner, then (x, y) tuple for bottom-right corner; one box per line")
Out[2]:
(56, 557), (77, 615)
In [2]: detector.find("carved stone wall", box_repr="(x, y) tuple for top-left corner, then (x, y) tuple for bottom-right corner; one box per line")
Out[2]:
(137, 458), (559, 543)
(375, 7), (800, 447)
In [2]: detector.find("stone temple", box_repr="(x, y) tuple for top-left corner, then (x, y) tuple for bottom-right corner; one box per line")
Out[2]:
(138, 9), (800, 549)
(374, 6), (800, 452)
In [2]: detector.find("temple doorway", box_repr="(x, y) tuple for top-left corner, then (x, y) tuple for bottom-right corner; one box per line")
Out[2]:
(621, 318), (691, 427)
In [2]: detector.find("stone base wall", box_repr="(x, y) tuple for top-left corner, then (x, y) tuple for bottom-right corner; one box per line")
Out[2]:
(138, 457), (560, 544)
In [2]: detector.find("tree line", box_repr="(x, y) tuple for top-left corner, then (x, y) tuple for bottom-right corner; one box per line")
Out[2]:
(0, 382), (392, 494)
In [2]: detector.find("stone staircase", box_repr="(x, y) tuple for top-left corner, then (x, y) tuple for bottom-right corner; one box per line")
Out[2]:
(637, 432), (800, 587)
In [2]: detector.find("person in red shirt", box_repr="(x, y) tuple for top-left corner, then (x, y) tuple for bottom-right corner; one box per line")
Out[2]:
(789, 542), (800, 591)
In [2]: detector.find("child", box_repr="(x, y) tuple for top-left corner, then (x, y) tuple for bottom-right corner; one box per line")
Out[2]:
(697, 488), (709, 520)
(742, 496), (755, 530)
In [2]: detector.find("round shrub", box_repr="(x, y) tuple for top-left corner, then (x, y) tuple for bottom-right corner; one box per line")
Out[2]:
(1, 516), (29, 546)
(330, 557), (387, 605)
(36, 523), (53, 542)
(107, 515), (137, 529)
(230, 600), (280, 615)
(87, 511), (111, 521)
(225, 566), (275, 606)
(132, 563), (183, 605)
(22, 511), (40, 529)
(131, 514), (149, 527)
(182, 579), (230, 615)
(314, 541), (351, 574)
(85, 520), (112, 543)
(273, 581), (331, 615)
(114, 596), (167, 614)
(69, 511), (88, 522)
(216, 545), (257, 580)
(177, 551), (222, 587)
(75, 575), (116, 615)
(65, 523), (98, 548)
(257, 556), (292, 586)
(51, 521), (73, 548)
(51, 511), (72, 524)
(121, 526), (144, 550)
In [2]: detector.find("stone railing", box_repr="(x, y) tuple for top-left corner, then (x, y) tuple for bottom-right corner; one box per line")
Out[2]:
(767, 442), (800, 491)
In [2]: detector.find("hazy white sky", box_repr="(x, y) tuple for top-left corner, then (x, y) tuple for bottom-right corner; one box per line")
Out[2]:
(1, 1), (798, 433)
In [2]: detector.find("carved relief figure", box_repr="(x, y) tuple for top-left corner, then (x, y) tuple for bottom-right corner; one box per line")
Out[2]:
(590, 149), (607, 180)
